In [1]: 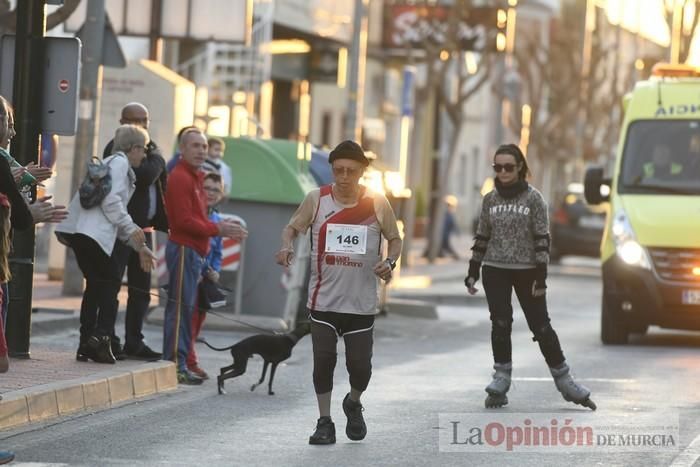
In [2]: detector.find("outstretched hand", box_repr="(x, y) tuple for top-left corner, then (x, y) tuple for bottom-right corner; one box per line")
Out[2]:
(25, 162), (53, 183)
(28, 196), (68, 224)
(218, 220), (248, 240)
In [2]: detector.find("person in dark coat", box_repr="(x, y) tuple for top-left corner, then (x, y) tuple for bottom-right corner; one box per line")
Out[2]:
(103, 103), (168, 360)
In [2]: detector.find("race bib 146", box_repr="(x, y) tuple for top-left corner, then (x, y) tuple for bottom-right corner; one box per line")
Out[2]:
(325, 223), (368, 254)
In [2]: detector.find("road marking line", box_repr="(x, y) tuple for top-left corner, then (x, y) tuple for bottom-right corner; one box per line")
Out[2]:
(670, 432), (700, 467)
(513, 377), (636, 383)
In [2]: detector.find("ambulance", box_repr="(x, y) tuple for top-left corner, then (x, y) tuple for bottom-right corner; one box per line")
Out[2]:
(584, 63), (700, 344)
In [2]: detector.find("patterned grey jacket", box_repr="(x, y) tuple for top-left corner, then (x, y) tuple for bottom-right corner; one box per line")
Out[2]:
(471, 185), (550, 266)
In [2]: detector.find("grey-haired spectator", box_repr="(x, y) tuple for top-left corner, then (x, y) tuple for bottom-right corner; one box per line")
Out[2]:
(103, 103), (168, 361)
(56, 124), (156, 365)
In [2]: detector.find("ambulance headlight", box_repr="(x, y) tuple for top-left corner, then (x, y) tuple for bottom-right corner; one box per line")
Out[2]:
(612, 209), (651, 270)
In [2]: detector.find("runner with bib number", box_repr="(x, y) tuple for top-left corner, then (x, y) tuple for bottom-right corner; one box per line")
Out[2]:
(275, 140), (402, 445)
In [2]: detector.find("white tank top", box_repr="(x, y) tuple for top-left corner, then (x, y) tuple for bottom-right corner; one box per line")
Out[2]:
(307, 184), (382, 315)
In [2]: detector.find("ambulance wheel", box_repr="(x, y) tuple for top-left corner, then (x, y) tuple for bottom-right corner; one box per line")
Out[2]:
(601, 288), (629, 345)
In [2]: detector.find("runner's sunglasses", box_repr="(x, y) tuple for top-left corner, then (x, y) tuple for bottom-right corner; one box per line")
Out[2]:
(492, 163), (517, 173)
(332, 166), (362, 177)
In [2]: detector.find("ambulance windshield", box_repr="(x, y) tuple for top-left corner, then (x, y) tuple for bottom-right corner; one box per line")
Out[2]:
(620, 120), (700, 195)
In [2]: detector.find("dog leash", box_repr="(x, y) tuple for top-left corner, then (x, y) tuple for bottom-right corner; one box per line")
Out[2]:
(205, 310), (284, 335)
(93, 279), (280, 335)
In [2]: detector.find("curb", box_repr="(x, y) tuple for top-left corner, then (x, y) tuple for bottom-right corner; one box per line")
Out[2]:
(0, 361), (177, 431)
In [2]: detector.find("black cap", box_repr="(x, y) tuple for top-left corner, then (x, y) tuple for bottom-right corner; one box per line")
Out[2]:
(328, 140), (369, 166)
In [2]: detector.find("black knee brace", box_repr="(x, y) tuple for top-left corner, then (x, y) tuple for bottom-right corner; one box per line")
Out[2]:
(491, 319), (513, 364)
(531, 323), (557, 344)
(346, 358), (372, 392)
(491, 319), (512, 343)
(313, 349), (337, 394)
(311, 322), (338, 394)
(532, 323), (565, 367)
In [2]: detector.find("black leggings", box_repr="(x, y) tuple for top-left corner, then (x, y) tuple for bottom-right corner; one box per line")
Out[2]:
(482, 265), (565, 368)
(310, 310), (374, 395)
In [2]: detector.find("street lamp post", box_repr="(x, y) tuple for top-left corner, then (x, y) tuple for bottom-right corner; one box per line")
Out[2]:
(669, 0), (685, 64)
(62, 0), (106, 296)
(344, 0), (369, 142)
(573, 0), (597, 182)
(494, 1), (517, 145)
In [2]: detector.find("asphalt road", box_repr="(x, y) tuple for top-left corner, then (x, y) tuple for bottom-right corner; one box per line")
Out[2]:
(3, 260), (700, 466)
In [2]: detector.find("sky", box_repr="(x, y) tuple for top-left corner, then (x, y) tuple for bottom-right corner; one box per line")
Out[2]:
(601, 0), (700, 64)
(602, 0), (670, 45)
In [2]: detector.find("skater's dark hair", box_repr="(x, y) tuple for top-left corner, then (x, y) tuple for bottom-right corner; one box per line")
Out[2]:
(494, 144), (529, 180)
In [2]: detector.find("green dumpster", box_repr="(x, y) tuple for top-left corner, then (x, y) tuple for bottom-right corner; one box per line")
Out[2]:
(217, 138), (317, 330)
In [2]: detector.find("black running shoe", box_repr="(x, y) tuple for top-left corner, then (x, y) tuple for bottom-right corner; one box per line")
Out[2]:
(342, 393), (367, 441)
(308, 416), (336, 445)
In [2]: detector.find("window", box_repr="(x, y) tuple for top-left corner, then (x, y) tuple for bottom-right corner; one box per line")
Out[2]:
(619, 120), (700, 195)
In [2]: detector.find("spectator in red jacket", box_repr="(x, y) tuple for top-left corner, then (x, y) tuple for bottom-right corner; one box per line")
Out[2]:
(163, 128), (247, 384)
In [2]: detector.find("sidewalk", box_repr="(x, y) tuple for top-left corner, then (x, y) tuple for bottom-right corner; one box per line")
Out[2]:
(1, 274), (176, 432)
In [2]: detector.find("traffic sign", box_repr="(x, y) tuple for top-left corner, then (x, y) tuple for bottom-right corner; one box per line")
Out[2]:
(0, 35), (81, 136)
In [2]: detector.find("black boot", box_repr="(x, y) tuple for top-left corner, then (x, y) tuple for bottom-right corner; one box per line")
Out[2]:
(76, 340), (93, 362)
(110, 335), (127, 361)
(86, 335), (116, 364)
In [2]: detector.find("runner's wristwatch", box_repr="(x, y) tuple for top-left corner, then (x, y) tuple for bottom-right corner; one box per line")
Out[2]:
(385, 258), (397, 271)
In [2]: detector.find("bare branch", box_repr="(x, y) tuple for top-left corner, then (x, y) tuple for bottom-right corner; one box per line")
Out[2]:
(458, 62), (491, 104)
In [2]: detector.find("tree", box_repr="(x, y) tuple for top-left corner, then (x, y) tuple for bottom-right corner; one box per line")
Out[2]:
(396, 0), (502, 264)
(424, 49), (495, 262)
(495, 1), (655, 197)
(0, 0), (81, 33)
(663, 0), (700, 63)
